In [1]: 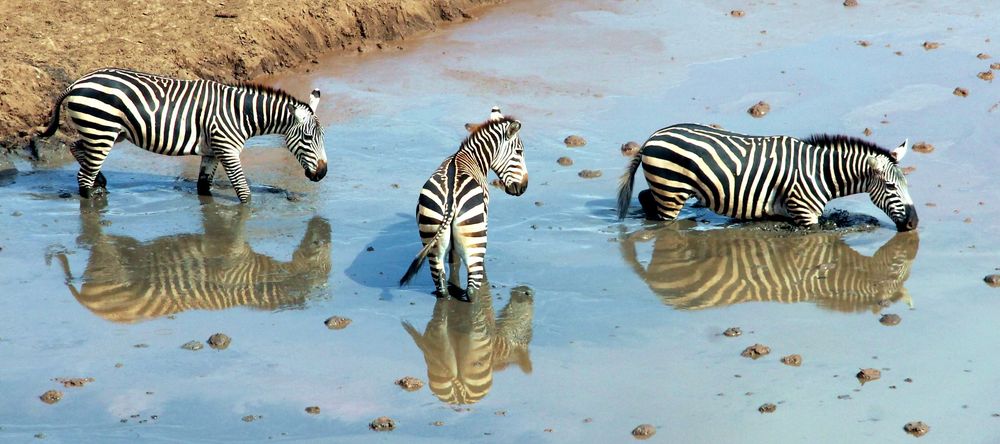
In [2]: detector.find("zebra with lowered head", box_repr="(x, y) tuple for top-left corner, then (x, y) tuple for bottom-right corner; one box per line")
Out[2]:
(399, 108), (528, 302)
(618, 123), (918, 231)
(38, 68), (328, 203)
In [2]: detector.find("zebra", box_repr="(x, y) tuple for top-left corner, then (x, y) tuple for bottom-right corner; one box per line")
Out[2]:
(399, 108), (528, 302)
(37, 68), (328, 203)
(402, 285), (534, 405)
(617, 123), (919, 231)
(48, 203), (331, 323)
(620, 223), (919, 312)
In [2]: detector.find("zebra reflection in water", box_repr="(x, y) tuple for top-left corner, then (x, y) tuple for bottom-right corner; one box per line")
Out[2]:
(620, 223), (918, 312)
(51, 203), (331, 323)
(403, 285), (534, 405)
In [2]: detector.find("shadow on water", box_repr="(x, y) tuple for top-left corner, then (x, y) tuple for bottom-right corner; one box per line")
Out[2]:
(402, 284), (535, 405)
(47, 199), (332, 323)
(619, 221), (920, 313)
(343, 215), (418, 301)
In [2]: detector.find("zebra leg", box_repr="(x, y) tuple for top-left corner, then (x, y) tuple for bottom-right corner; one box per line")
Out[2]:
(455, 214), (487, 303)
(786, 191), (824, 227)
(217, 151), (252, 203)
(640, 187), (688, 221)
(73, 139), (114, 199)
(426, 231), (451, 298)
(70, 141), (105, 189)
(197, 155), (219, 196)
(446, 246), (463, 297)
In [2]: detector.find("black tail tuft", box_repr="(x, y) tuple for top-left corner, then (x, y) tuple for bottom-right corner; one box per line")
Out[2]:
(616, 147), (644, 220)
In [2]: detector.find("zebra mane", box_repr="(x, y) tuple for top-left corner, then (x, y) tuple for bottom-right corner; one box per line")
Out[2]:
(463, 116), (518, 145)
(234, 82), (312, 110)
(801, 134), (895, 163)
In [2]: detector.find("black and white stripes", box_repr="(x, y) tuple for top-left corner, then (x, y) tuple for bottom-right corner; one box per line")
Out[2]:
(618, 123), (918, 231)
(399, 108), (528, 302)
(39, 68), (328, 203)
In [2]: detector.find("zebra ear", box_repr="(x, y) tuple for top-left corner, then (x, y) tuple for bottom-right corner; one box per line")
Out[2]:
(890, 139), (908, 163)
(309, 89), (321, 112)
(506, 120), (522, 138)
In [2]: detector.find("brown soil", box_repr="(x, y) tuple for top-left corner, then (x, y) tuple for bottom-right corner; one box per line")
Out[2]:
(741, 343), (770, 359)
(748, 101), (770, 118)
(954, 87), (969, 97)
(55, 377), (95, 388)
(370, 416), (396, 431)
(395, 376), (425, 391)
(983, 274), (1000, 287)
(564, 135), (587, 147)
(305, 406), (321, 415)
(631, 424), (656, 440)
(620, 141), (640, 157)
(856, 368), (881, 384)
(39, 390), (63, 404)
(0, 0), (504, 154)
(208, 333), (231, 350)
(723, 327), (742, 337)
(758, 403), (777, 413)
(557, 156), (574, 166)
(325, 316), (352, 330)
(578, 169), (602, 179)
(879, 313), (902, 326)
(903, 421), (930, 437)
(780, 354), (802, 367)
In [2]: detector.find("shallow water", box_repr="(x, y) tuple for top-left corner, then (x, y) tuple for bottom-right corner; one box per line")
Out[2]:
(3, 0), (1000, 442)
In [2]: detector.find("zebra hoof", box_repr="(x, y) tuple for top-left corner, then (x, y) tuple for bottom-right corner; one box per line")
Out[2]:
(431, 289), (447, 299)
(197, 183), (213, 196)
(95, 172), (107, 187)
(453, 291), (472, 303)
(79, 186), (107, 199)
(447, 282), (464, 297)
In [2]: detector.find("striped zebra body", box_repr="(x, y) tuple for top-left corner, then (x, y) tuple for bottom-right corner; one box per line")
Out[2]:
(39, 68), (328, 203)
(402, 285), (534, 405)
(620, 225), (919, 312)
(51, 205), (331, 323)
(618, 124), (918, 231)
(399, 110), (528, 302)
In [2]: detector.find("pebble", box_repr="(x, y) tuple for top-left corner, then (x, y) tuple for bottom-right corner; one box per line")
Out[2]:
(578, 169), (602, 179)
(305, 406), (320, 415)
(953, 87), (969, 97)
(631, 424), (656, 440)
(747, 101), (770, 118)
(395, 376), (424, 391)
(557, 156), (574, 166)
(911, 142), (934, 154)
(741, 343), (770, 359)
(758, 403), (777, 413)
(207, 333), (231, 350)
(984, 274), (1000, 288)
(564, 135), (586, 147)
(780, 354), (802, 367)
(879, 314), (902, 326)
(856, 368), (881, 384)
(903, 421), (930, 437)
(181, 340), (203, 351)
(843, 0), (858, 6)
(370, 416), (396, 432)
(723, 327), (741, 337)
(39, 390), (62, 404)
(325, 316), (352, 330)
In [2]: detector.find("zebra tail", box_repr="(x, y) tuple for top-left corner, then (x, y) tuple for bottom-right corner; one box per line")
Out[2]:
(399, 209), (454, 287)
(39, 89), (70, 138)
(616, 148), (644, 220)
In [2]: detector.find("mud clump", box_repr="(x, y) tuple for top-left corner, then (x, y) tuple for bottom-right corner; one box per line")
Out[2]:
(978, 53), (991, 60)
(747, 101), (770, 118)
(991, 62), (1000, 70)
(564, 135), (587, 147)
(780, 354), (802, 367)
(557, 156), (574, 166)
(621, 141), (640, 157)
(370, 416), (396, 432)
(984, 274), (1000, 287)
(207, 333), (231, 350)
(305, 406), (320, 415)
(578, 169), (602, 179)
(953, 87), (969, 97)
(880, 313), (902, 326)
(723, 327), (742, 337)
(181, 340), (204, 351)
(863, 127), (873, 136)
(631, 424), (656, 440)
(856, 368), (881, 384)
(979, 71), (995, 81)
(903, 421), (930, 437)
(843, 0), (858, 6)
(395, 376), (424, 391)
(856, 40), (871, 47)
(325, 316), (352, 330)
(922, 41), (940, 50)
(39, 390), (63, 404)
(56, 377), (94, 388)
(741, 344), (770, 359)
(901, 166), (916, 175)
(758, 403), (777, 413)
(912, 142), (934, 154)
(242, 414), (262, 422)
(729, 9), (745, 17)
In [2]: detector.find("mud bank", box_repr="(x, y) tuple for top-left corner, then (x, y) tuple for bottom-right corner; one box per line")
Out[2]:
(0, 0), (503, 157)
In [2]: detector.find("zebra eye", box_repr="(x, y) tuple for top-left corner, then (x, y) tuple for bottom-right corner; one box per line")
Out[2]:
(885, 182), (898, 191)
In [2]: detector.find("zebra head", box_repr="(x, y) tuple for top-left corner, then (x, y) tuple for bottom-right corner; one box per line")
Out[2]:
(489, 118), (528, 196)
(866, 140), (918, 231)
(285, 89), (327, 182)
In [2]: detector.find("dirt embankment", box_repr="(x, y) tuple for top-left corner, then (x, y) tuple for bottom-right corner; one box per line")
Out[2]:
(0, 0), (502, 165)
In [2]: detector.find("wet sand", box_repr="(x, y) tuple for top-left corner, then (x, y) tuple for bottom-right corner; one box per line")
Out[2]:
(2, 0), (1000, 442)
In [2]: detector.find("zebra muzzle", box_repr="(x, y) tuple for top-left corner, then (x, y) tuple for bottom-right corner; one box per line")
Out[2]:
(504, 175), (528, 196)
(307, 160), (328, 182)
(896, 205), (918, 232)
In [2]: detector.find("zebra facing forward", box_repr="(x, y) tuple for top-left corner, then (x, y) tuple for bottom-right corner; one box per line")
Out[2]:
(38, 68), (328, 202)
(399, 108), (528, 302)
(618, 124), (918, 231)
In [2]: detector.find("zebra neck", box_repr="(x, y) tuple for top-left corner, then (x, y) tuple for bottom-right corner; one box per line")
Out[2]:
(455, 146), (490, 183)
(245, 89), (296, 137)
(817, 146), (870, 199)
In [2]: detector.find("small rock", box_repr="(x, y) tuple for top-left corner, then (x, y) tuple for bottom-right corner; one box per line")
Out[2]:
(39, 390), (62, 404)
(494, 410), (507, 416)
(305, 406), (320, 415)
(395, 376), (424, 391)
(723, 327), (742, 337)
(620, 141), (640, 157)
(747, 101), (770, 118)
(977, 53), (991, 60)
(534, 201), (543, 207)
(843, 0), (858, 6)
(741, 344), (770, 359)
(879, 314), (902, 326)
(557, 156), (574, 166)
(181, 340), (203, 351)
(979, 71), (995, 81)
(207, 333), (231, 350)
(954, 87), (969, 97)
(578, 169), (602, 179)
(242, 415), (261, 422)
(922, 41), (940, 50)
(984, 274), (1000, 287)
(369, 416), (396, 432)
(856, 40), (871, 47)
(758, 403), (777, 413)
(56, 377), (94, 388)
(730, 9), (745, 17)
(863, 127), (873, 136)
(992, 62), (1000, 70)
(431, 421), (445, 426)
(912, 142), (934, 154)
(856, 368), (881, 384)
(903, 421), (930, 437)
(901, 166), (916, 175)
(780, 354), (802, 367)
(366, 246), (375, 252)
(564, 135), (586, 147)
(325, 316), (352, 330)
(631, 424), (656, 440)
(904, 378), (913, 383)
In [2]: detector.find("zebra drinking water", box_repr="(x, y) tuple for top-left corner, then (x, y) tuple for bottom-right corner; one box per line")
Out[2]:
(618, 123), (918, 231)
(37, 68), (328, 203)
(399, 108), (528, 302)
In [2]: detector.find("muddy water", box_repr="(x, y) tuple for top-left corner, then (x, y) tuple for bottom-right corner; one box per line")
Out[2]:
(3, 0), (1000, 442)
